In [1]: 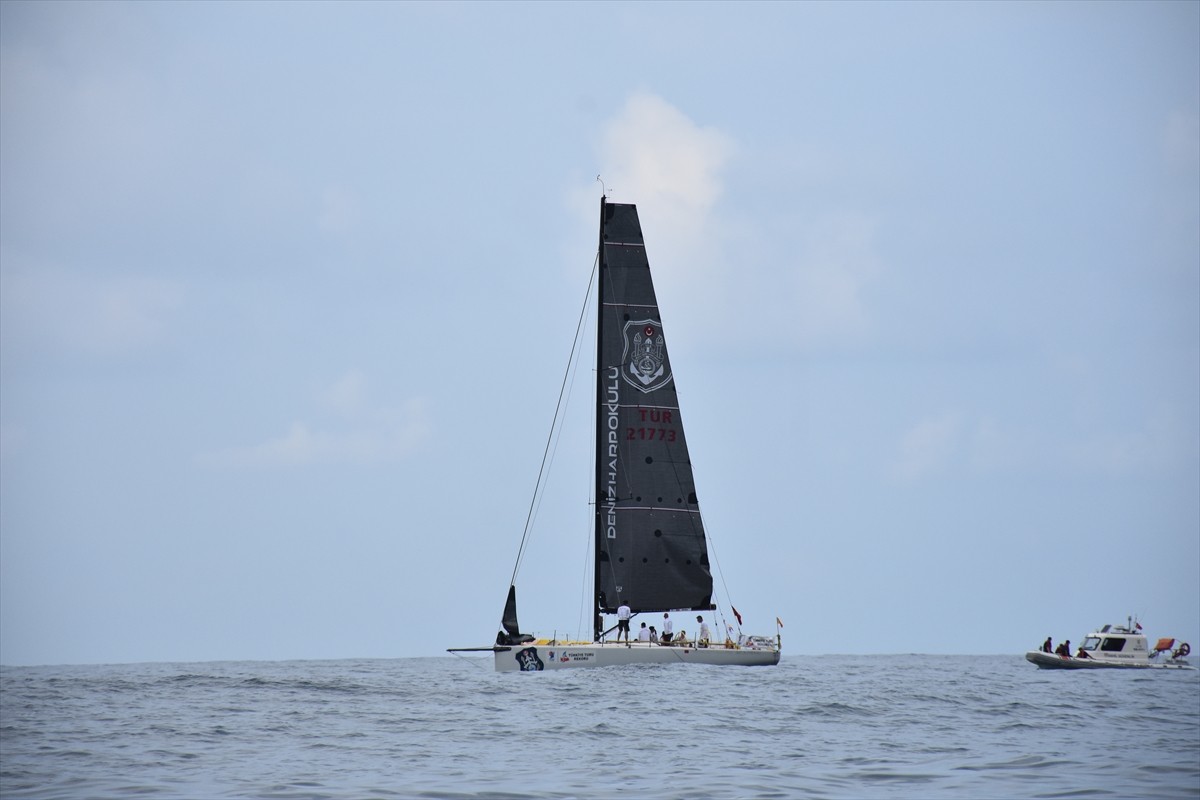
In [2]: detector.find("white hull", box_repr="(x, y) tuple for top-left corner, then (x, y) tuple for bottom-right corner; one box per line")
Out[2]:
(1025, 650), (1194, 670)
(495, 641), (780, 672)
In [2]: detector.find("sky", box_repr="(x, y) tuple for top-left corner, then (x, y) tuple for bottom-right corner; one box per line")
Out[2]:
(1, 1), (1197, 666)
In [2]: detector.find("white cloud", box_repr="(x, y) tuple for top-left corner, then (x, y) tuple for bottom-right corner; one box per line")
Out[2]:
(894, 412), (963, 481)
(0, 264), (182, 356)
(0, 423), (29, 460)
(578, 92), (882, 355)
(894, 403), (1191, 483)
(1063, 405), (1192, 476)
(967, 416), (1029, 473)
(199, 373), (429, 468)
(599, 92), (733, 229)
(785, 212), (880, 348)
(317, 186), (360, 236)
(587, 92), (734, 290)
(1164, 110), (1200, 170)
(319, 369), (368, 415)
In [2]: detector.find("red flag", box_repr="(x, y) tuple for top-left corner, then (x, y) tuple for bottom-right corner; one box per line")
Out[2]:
(1135, 622), (1143, 630)
(732, 606), (743, 625)
(776, 617), (784, 628)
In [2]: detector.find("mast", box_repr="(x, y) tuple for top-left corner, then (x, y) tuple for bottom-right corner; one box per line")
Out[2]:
(593, 195), (607, 642)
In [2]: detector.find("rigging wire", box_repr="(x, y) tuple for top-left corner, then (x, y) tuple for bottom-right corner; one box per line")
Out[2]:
(507, 253), (600, 590)
(447, 651), (491, 672)
(706, 513), (740, 637)
(576, 277), (600, 641)
(523, 296), (589, 573)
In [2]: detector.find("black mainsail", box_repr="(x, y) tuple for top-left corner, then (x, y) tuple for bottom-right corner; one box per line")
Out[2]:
(593, 197), (713, 641)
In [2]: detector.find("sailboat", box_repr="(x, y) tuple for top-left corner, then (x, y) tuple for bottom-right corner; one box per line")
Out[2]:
(450, 196), (781, 671)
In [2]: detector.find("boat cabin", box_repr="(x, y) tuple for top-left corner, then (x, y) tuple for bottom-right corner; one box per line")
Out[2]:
(1078, 623), (1149, 663)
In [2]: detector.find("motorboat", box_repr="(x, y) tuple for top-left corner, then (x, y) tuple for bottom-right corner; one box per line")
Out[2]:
(1025, 618), (1193, 670)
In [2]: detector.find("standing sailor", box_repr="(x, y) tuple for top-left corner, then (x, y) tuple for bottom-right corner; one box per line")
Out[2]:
(616, 602), (632, 643)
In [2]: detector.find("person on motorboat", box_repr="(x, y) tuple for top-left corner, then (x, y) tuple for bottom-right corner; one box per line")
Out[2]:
(1042, 637), (1053, 653)
(1076, 646), (1091, 659)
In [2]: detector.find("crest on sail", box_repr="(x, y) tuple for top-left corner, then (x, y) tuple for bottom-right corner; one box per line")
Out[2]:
(622, 320), (672, 392)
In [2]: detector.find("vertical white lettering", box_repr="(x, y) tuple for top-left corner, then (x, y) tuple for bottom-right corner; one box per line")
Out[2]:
(605, 367), (619, 539)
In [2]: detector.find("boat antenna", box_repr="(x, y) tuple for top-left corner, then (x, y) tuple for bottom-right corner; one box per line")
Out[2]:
(507, 254), (600, 589)
(596, 174), (609, 198)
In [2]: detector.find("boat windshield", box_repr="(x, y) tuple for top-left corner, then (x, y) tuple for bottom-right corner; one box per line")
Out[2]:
(1081, 636), (1101, 651)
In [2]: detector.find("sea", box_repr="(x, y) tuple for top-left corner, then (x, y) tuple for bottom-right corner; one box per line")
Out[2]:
(1, 654), (1197, 799)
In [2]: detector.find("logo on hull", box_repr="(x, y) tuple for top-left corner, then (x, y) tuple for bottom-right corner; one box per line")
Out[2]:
(515, 647), (544, 671)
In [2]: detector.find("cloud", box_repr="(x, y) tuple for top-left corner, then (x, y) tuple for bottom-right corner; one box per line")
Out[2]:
(894, 403), (1192, 483)
(580, 92), (882, 354)
(317, 186), (360, 236)
(894, 412), (963, 481)
(0, 423), (29, 460)
(1163, 110), (1200, 170)
(589, 92), (734, 286)
(599, 92), (733, 225)
(319, 369), (368, 415)
(198, 372), (429, 468)
(0, 264), (182, 357)
(1062, 405), (1193, 476)
(785, 212), (881, 348)
(967, 416), (1029, 473)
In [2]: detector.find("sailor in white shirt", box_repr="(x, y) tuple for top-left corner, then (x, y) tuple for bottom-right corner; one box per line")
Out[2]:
(697, 615), (712, 647)
(662, 612), (674, 643)
(637, 622), (650, 642)
(616, 602), (632, 643)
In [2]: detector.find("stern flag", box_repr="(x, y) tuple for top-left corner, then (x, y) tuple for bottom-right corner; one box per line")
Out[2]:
(732, 606), (743, 625)
(776, 617), (784, 628)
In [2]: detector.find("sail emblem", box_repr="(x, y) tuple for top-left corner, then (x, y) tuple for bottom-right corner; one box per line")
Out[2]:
(622, 320), (673, 393)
